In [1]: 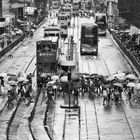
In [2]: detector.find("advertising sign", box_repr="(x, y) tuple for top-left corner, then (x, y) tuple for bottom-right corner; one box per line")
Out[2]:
(26, 7), (36, 15)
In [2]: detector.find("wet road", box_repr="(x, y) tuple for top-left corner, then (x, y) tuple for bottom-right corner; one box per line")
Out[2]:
(46, 16), (140, 140)
(0, 12), (140, 139)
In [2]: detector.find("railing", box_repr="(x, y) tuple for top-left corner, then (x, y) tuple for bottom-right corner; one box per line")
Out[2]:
(110, 30), (140, 73)
(0, 34), (25, 58)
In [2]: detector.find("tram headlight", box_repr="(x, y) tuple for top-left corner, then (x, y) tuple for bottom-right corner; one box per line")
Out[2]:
(82, 48), (85, 51)
(93, 48), (97, 52)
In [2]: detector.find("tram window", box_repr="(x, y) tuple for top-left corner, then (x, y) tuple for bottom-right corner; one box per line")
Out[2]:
(44, 63), (50, 72)
(56, 33), (59, 37)
(37, 43), (41, 50)
(52, 44), (56, 50)
(49, 33), (55, 36)
(50, 63), (56, 72)
(86, 27), (92, 35)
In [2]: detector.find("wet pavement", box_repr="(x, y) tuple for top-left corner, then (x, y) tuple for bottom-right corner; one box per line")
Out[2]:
(45, 91), (140, 140)
(0, 12), (140, 140)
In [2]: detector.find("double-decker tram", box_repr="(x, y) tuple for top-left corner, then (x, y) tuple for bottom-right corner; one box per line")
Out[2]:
(80, 23), (98, 55)
(57, 12), (69, 38)
(95, 13), (107, 36)
(44, 25), (60, 38)
(36, 37), (59, 85)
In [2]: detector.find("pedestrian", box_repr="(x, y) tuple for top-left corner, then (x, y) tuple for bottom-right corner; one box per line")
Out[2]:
(126, 87), (133, 102)
(0, 76), (4, 87)
(73, 85), (79, 106)
(103, 88), (108, 105)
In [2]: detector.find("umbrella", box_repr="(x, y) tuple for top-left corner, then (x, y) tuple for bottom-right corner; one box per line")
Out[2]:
(106, 76), (115, 81)
(113, 72), (125, 78)
(14, 28), (19, 31)
(125, 74), (137, 80)
(8, 76), (18, 81)
(135, 83), (140, 90)
(113, 83), (123, 88)
(126, 82), (136, 88)
(60, 76), (68, 82)
(90, 73), (98, 76)
(51, 75), (59, 81)
(40, 73), (47, 78)
(47, 81), (56, 86)
(0, 72), (7, 77)
(83, 75), (90, 79)
(18, 77), (26, 82)
(71, 75), (80, 80)
(57, 70), (65, 75)
(4, 84), (12, 90)
(31, 28), (35, 32)
(8, 80), (17, 86)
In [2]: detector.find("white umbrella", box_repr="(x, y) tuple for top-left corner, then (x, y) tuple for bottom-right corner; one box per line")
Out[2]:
(135, 83), (140, 90)
(31, 28), (35, 32)
(0, 72), (7, 77)
(8, 80), (17, 86)
(126, 74), (137, 80)
(60, 76), (68, 82)
(18, 77), (26, 82)
(106, 76), (115, 81)
(47, 81), (56, 86)
(113, 83), (123, 88)
(40, 73), (47, 78)
(14, 28), (19, 31)
(127, 82), (136, 88)
(51, 75), (59, 81)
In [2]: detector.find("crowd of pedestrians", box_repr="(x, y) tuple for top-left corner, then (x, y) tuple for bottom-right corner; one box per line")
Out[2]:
(0, 73), (33, 108)
(37, 70), (140, 107)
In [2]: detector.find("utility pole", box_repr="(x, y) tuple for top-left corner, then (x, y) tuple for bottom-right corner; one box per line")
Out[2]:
(0, 0), (2, 17)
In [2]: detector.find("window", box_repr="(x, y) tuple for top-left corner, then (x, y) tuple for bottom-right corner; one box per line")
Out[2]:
(44, 63), (50, 72)
(50, 63), (56, 72)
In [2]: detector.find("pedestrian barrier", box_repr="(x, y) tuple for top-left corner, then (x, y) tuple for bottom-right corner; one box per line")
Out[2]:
(0, 34), (25, 59)
(110, 30), (140, 74)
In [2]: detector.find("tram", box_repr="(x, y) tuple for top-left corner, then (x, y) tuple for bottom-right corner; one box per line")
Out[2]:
(95, 13), (107, 36)
(36, 37), (59, 85)
(57, 12), (69, 37)
(44, 25), (60, 38)
(80, 23), (98, 55)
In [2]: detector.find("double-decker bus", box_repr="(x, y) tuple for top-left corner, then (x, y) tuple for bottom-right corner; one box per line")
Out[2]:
(36, 37), (59, 85)
(80, 23), (98, 55)
(58, 12), (69, 37)
(51, 0), (60, 9)
(60, 7), (71, 25)
(95, 13), (107, 36)
(44, 25), (60, 37)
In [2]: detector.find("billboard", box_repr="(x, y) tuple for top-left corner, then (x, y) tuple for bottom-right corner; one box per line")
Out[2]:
(26, 7), (36, 15)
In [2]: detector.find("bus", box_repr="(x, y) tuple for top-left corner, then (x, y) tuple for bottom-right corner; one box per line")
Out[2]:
(58, 12), (69, 37)
(36, 37), (59, 85)
(95, 13), (107, 36)
(60, 6), (71, 25)
(44, 25), (60, 37)
(73, 1), (81, 16)
(51, 0), (60, 9)
(80, 23), (98, 55)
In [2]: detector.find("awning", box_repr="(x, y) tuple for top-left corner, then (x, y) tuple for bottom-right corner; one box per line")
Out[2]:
(119, 12), (140, 28)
